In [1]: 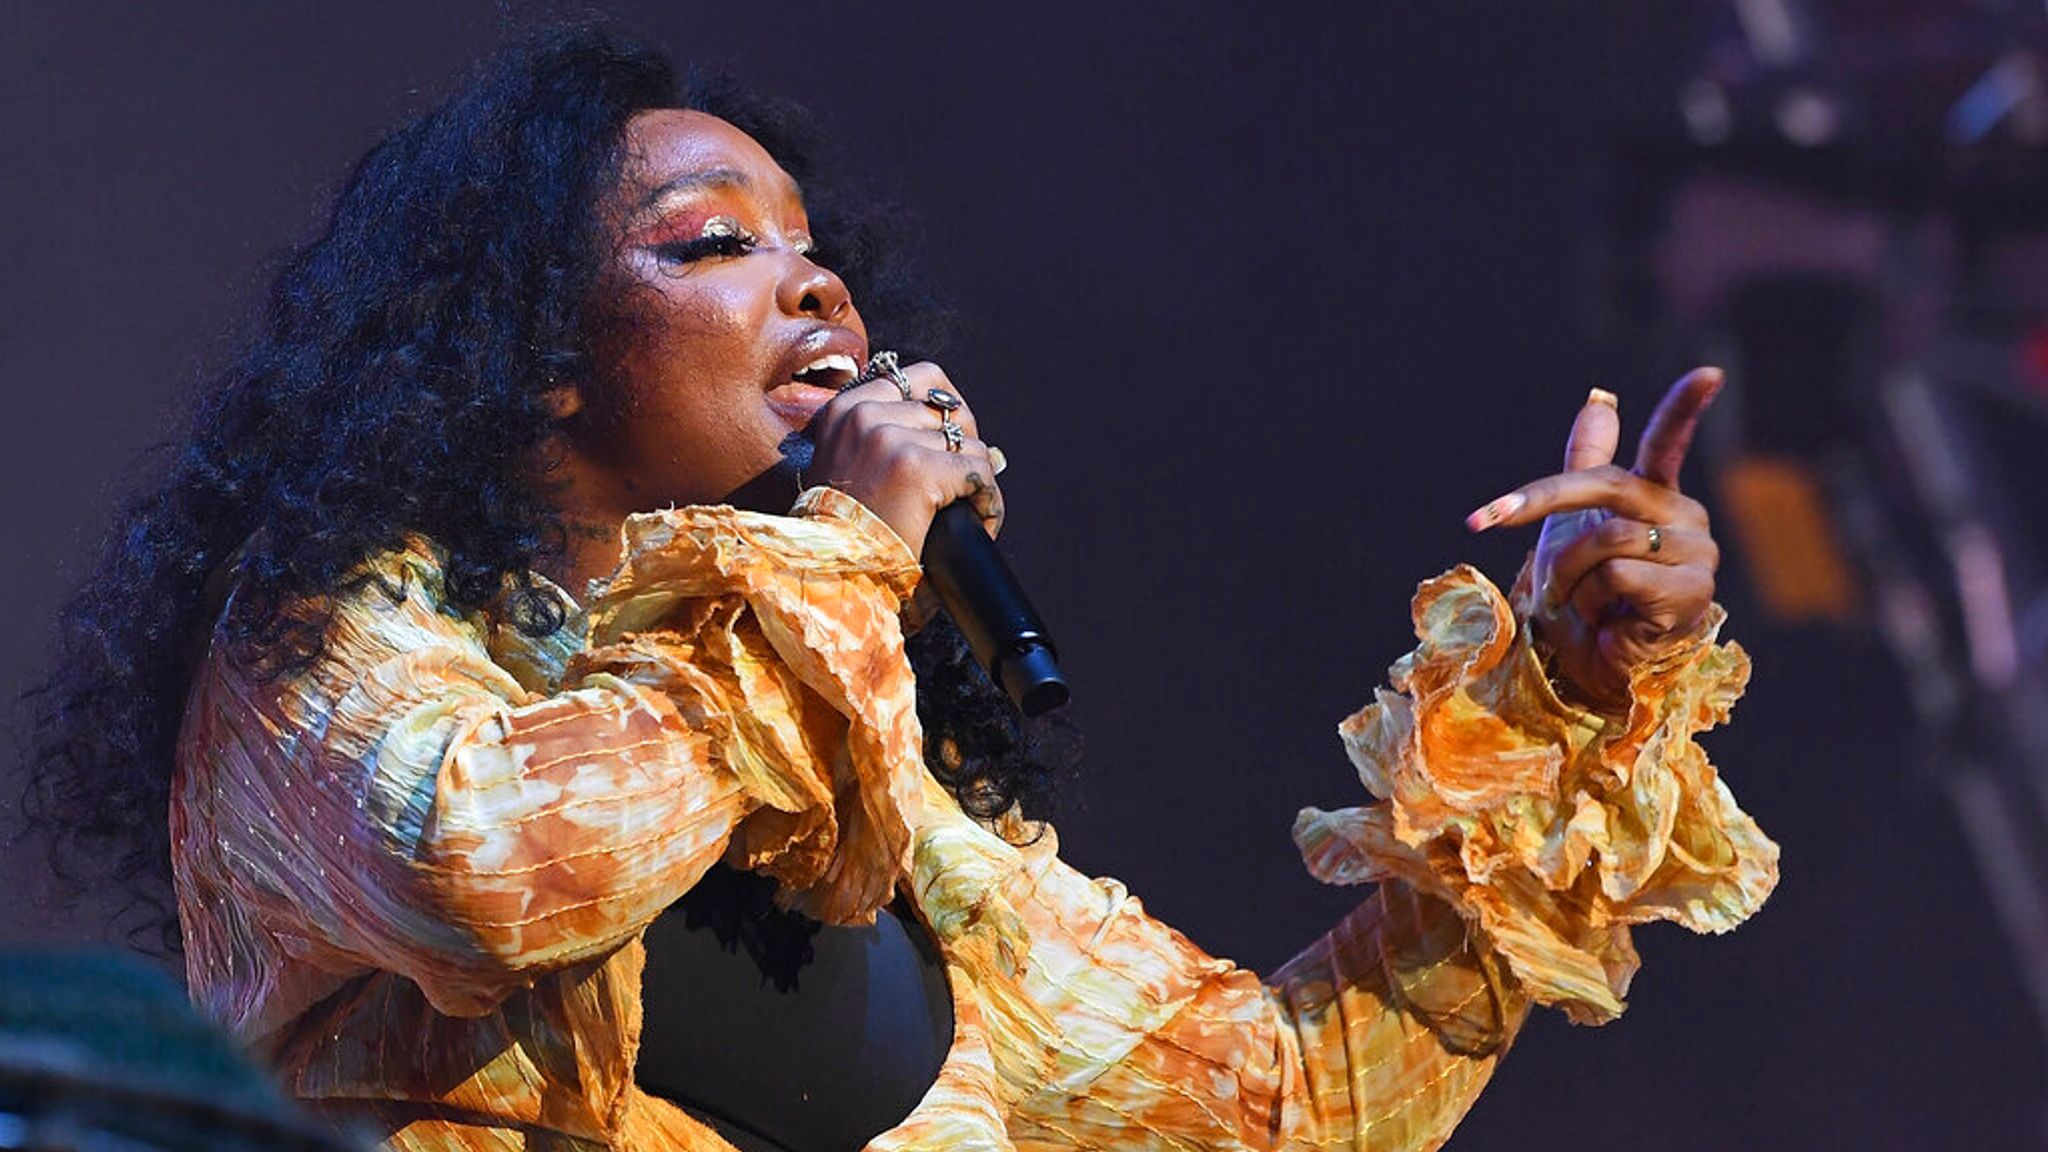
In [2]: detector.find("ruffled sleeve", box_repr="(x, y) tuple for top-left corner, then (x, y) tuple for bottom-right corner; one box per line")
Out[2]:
(1292, 563), (1778, 1024)
(583, 486), (927, 925)
(173, 488), (926, 1031)
(910, 563), (1774, 1152)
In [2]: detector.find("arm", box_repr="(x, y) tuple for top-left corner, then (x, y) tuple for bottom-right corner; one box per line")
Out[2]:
(176, 489), (922, 1018)
(899, 565), (1774, 1152)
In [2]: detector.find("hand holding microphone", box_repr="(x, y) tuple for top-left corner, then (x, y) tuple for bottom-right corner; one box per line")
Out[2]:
(805, 355), (1004, 556)
(804, 353), (1068, 716)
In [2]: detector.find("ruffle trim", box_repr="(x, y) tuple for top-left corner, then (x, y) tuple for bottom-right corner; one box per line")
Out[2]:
(577, 489), (928, 927)
(1293, 564), (1778, 1024)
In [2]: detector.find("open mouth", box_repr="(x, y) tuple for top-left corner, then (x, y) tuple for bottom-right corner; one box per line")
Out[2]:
(765, 353), (860, 428)
(787, 353), (859, 391)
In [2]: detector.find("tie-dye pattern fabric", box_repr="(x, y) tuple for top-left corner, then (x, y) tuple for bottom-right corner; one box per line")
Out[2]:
(171, 487), (1776, 1152)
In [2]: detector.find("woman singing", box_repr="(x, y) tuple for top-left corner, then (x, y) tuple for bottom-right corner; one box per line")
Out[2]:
(25, 24), (1777, 1152)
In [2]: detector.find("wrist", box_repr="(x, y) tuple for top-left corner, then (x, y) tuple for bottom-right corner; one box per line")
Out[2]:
(1527, 611), (1631, 718)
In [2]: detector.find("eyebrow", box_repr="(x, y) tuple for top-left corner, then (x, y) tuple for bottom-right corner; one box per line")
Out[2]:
(638, 166), (806, 214)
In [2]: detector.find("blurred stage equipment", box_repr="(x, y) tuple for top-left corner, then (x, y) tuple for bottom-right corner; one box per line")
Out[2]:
(0, 950), (365, 1152)
(1602, 0), (2048, 1105)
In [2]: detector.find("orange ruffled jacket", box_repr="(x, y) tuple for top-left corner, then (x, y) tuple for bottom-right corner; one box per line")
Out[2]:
(170, 487), (1778, 1151)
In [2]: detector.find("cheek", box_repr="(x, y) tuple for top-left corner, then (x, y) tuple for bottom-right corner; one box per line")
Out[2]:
(608, 277), (765, 411)
(573, 267), (798, 506)
(643, 275), (750, 353)
(643, 270), (770, 360)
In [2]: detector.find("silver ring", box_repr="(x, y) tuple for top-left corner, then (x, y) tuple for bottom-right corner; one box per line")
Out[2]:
(923, 387), (962, 414)
(861, 350), (912, 400)
(940, 417), (964, 452)
(1647, 524), (1664, 555)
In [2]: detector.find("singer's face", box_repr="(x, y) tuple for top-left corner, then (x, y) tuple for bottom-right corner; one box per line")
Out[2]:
(568, 109), (868, 515)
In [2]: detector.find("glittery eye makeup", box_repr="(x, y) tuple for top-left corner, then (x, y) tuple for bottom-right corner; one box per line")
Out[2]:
(649, 214), (759, 268)
(699, 215), (744, 239)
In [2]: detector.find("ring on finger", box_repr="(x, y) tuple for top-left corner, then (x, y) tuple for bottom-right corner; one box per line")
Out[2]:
(861, 350), (913, 400)
(1647, 524), (1664, 555)
(923, 386), (963, 414)
(940, 416), (964, 453)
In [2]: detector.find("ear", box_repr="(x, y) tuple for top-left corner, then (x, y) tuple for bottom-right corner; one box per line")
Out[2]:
(542, 382), (585, 422)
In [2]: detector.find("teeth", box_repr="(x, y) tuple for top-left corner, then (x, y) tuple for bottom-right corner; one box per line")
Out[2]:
(796, 353), (858, 380)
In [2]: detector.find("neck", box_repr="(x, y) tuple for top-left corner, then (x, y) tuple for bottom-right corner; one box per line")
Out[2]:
(538, 449), (802, 602)
(537, 513), (630, 606)
(536, 441), (648, 602)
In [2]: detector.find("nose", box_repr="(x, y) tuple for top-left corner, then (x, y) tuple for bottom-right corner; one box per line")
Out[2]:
(778, 255), (852, 322)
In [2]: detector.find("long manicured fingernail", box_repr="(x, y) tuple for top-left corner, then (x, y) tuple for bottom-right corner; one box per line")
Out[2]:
(1465, 492), (1526, 531)
(1586, 387), (1618, 408)
(988, 445), (1008, 476)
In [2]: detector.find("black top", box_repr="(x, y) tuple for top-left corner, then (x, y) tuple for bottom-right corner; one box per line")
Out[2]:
(634, 868), (954, 1152)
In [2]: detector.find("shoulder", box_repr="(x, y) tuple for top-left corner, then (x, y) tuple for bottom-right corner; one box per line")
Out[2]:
(180, 536), (546, 771)
(193, 534), (490, 692)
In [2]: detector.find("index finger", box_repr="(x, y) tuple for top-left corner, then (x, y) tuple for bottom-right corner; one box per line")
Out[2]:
(818, 375), (913, 416)
(1467, 465), (1696, 531)
(1563, 388), (1621, 472)
(1633, 367), (1723, 488)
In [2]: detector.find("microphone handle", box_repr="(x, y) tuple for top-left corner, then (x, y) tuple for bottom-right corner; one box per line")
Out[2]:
(919, 502), (1070, 717)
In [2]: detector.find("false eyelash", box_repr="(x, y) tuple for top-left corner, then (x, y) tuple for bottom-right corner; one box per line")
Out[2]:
(652, 231), (758, 265)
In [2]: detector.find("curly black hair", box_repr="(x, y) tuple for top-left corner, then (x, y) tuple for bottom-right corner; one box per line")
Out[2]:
(20, 22), (1074, 953)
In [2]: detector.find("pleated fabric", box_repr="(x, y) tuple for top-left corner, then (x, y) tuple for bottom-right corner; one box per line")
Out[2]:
(172, 488), (1776, 1152)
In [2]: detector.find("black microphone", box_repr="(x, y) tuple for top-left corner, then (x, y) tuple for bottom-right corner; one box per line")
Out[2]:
(918, 501), (1069, 717)
(725, 376), (1070, 718)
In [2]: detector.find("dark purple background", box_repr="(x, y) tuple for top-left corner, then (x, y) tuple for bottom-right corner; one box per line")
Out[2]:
(2, 3), (2039, 1148)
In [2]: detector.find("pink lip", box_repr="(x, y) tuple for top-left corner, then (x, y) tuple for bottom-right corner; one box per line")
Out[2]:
(766, 324), (868, 433)
(765, 381), (843, 430)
